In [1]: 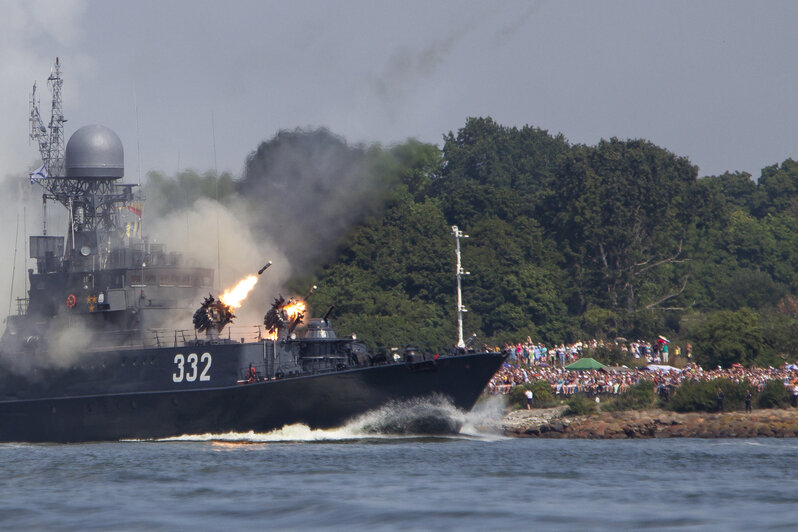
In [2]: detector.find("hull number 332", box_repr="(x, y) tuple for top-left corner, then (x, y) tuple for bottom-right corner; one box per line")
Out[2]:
(172, 352), (212, 382)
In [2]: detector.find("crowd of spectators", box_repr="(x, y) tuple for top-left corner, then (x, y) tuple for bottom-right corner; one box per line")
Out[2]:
(486, 337), (798, 399)
(488, 337), (683, 368)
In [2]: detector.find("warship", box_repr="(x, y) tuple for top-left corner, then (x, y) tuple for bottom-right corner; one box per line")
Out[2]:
(0, 59), (505, 442)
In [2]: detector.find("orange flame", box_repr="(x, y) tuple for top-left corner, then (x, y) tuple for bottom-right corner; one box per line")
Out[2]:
(283, 299), (306, 321)
(219, 275), (258, 309)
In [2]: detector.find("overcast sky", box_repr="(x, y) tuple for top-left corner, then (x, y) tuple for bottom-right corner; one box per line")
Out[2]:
(2, 0), (797, 182)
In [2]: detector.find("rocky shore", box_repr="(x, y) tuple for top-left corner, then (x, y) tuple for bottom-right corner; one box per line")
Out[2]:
(502, 407), (798, 438)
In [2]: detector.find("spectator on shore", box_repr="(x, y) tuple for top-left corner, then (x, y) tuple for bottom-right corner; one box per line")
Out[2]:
(524, 389), (533, 409)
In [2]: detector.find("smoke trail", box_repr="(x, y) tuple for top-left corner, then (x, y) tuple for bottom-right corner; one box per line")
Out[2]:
(369, 2), (542, 113)
(369, 12), (485, 112)
(493, 1), (544, 47)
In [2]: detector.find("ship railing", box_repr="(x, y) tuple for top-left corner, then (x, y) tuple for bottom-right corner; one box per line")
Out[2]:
(146, 325), (265, 348)
(149, 328), (191, 348)
(57, 328), (153, 351)
(14, 298), (29, 315)
(78, 328), (210, 350)
(72, 325), (266, 351)
(224, 325), (264, 343)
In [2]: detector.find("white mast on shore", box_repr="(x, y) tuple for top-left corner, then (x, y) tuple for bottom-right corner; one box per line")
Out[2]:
(452, 225), (470, 349)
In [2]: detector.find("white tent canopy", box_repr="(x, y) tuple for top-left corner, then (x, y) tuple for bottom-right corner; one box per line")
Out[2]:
(642, 364), (681, 372)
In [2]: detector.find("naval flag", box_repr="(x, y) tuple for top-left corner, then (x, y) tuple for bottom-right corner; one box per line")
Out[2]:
(29, 164), (48, 183)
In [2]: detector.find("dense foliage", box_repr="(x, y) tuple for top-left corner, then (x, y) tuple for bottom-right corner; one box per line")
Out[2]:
(667, 379), (751, 413)
(145, 118), (798, 362)
(564, 395), (598, 416)
(602, 382), (657, 412)
(757, 380), (792, 409)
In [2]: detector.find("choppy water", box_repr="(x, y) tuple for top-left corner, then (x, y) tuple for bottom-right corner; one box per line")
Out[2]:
(2, 398), (796, 530)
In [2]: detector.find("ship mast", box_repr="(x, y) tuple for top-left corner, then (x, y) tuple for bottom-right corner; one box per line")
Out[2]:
(30, 58), (68, 235)
(28, 58), (134, 265)
(452, 225), (469, 349)
(30, 57), (66, 178)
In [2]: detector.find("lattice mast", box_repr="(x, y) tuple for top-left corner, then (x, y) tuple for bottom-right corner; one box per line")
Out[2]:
(28, 58), (134, 250)
(29, 57), (66, 177)
(46, 58), (66, 177)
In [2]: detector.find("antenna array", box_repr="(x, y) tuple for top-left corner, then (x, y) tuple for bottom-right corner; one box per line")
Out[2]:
(30, 57), (67, 177)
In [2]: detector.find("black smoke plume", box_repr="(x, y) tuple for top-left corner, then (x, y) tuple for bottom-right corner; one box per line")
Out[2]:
(238, 128), (389, 272)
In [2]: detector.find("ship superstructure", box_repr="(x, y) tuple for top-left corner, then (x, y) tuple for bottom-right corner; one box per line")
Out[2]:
(13, 59), (213, 353)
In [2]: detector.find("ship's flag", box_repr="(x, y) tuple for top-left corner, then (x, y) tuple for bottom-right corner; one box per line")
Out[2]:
(127, 203), (143, 218)
(29, 164), (48, 183)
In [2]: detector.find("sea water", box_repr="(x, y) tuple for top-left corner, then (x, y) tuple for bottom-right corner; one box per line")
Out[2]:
(1, 399), (796, 530)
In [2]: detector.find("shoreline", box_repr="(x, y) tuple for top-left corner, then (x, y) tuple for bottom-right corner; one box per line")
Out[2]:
(501, 407), (798, 438)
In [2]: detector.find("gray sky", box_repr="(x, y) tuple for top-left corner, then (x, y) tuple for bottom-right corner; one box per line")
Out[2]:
(2, 0), (797, 181)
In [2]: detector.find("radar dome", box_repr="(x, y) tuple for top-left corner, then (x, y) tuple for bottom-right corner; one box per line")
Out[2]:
(65, 125), (124, 179)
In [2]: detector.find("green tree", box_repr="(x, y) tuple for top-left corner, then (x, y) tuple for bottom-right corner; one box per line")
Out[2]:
(547, 138), (698, 317)
(755, 159), (798, 217)
(756, 296), (798, 365)
(434, 116), (570, 226)
(715, 269), (787, 310)
(564, 396), (598, 416)
(459, 216), (571, 343)
(690, 308), (764, 368)
(309, 192), (456, 351)
(700, 171), (757, 213)
(603, 381), (656, 411)
(757, 380), (791, 409)
(723, 210), (777, 273)
(668, 379), (749, 412)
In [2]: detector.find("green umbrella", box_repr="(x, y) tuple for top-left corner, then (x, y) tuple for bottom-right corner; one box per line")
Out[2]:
(565, 357), (606, 370)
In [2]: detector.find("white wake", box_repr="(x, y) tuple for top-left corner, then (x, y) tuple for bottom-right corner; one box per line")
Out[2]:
(156, 395), (508, 443)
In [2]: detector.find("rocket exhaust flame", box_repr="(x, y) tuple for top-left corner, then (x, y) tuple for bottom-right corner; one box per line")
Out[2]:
(193, 271), (261, 335)
(220, 275), (258, 309)
(282, 299), (306, 322)
(264, 295), (307, 338)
